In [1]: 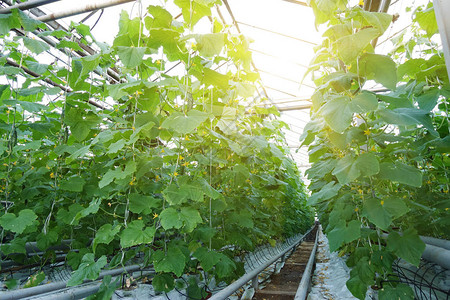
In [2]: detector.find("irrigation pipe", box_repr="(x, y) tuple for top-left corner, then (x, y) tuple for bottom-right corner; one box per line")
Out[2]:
(420, 236), (450, 251)
(209, 226), (316, 300)
(25, 270), (154, 300)
(0, 264), (145, 300)
(294, 226), (319, 300)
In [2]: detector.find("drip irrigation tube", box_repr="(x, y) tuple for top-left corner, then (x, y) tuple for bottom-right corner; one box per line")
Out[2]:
(209, 226), (316, 300)
(294, 226), (319, 300)
(0, 264), (144, 300)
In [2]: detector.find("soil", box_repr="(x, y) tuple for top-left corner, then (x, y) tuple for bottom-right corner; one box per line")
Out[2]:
(253, 227), (317, 300)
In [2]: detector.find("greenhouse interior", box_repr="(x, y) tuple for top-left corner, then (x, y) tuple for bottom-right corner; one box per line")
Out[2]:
(0, 0), (449, 299)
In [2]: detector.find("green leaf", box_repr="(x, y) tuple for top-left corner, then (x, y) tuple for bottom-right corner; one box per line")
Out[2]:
(215, 253), (237, 278)
(36, 230), (58, 251)
(359, 53), (397, 90)
(24, 272), (46, 288)
(60, 176), (86, 192)
(363, 197), (392, 230)
(327, 219), (361, 252)
(161, 110), (208, 134)
(120, 220), (155, 248)
(67, 254), (107, 287)
(356, 153), (379, 177)
(387, 228), (425, 266)
(415, 7), (438, 37)
(23, 37), (50, 54)
(73, 199), (101, 224)
(0, 209), (37, 234)
(193, 247), (222, 272)
(179, 207), (203, 232)
(93, 224), (121, 252)
(347, 257), (375, 300)
(357, 11), (392, 34)
(320, 96), (353, 133)
(194, 33), (225, 57)
(383, 196), (409, 219)
(153, 246), (187, 276)
(201, 68), (230, 89)
(174, 0), (213, 26)
(152, 273), (174, 292)
(145, 6), (173, 29)
(332, 154), (360, 185)
(351, 91), (378, 113)
(86, 275), (120, 300)
(308, 181), (341, 205)
(333, 28), (379, 64)
(129, 193), (161, 214)
(378, 107), (438, 136)
(107, 139), (126, 154)
(116, 46), (146, 69)
(79, 53), (101, 77)
(416, 89), (440, 112)
(378, 162), (422, 187)
(160, 207), (183, 230)
(1, 238), (26, 255)
(378, 283), (414, 300)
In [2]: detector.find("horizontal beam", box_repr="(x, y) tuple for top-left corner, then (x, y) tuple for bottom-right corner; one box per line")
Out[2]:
(0, 0), (62, 14)
(237, 21), (317, 46)
(36, 0), (134, 22)
(280, 0), (308, 6)
(277, 104), (311, 111)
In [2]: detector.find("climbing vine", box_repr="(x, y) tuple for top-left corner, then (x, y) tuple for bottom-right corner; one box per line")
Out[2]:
(0, 1), (313, 295)
(304, 0), (449, 299)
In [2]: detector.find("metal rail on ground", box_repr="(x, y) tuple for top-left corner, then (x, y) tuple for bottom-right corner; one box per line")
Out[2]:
(209, 225), (316, 300)
(294, 226), (319, 300)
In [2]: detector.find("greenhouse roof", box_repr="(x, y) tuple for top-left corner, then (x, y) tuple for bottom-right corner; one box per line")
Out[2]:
(0, 0), (427, 178)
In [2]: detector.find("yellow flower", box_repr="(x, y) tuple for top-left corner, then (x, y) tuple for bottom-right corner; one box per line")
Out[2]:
(246, 179), (252, 184)
(364, 129), (371, 136)
(156, 60), (161, 65)
(427, 180), (432, 184)
(2, 163), (7, 167)
(155, 175), (160, 182)
(380, 200), (384, 206)
(359, 0), (364, 5)
(185, 136), (190, 141)
(173, 172), (178, 177)
(31, 166), (34, 170)
(46, 165), (50, 170)
(182, 162), (189, 167)
(179, 155), (184, 160)
(153, 212), (159, 219)
(158, 126), (162, 130)
(108, 202), (112, 207)
(132, 126), (136, 131)
(161, 149), (165, 153)
(444, 189), (449, 194)
(138, 216), (143, 220)
(358, 189), (363, 194)
(354, 207), (359, 212)
(50, 172), (55, 178)
(445, 208), (449, 211)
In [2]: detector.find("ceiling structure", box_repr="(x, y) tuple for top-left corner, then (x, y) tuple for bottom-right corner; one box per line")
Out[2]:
(0, 0), (420, 180)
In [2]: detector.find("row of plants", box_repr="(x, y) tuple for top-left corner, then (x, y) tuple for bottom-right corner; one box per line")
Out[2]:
(0, 1), (314, 296)
(304, 0), (449, 299)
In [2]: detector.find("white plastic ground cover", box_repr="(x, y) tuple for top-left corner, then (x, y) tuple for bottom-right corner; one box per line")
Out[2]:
(308, 229), (373, 300)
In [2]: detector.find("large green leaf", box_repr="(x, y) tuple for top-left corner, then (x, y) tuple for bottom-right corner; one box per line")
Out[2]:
(308, 181), (341, 205)
(67, 254), (107, 286)
(163, 183), (204, 205)
(378, 107), (438, 136)
(378, 162), (422, 187)
(193, 247), (222, 272)
(363, 197), (392, 230)
(378, 283), (414, 300)
(152, 273), (174, 292)
(23, 37), (50, 54)
(351, 92), (378, 113)
(0, 209), (37, 234)
(93, 224), (121, 252)
(160, 207), (202, 232)
(160, 207), (183, 230)
(60, 176), (86, 192)
(332, 154), (360, 185)
(161, 110), (208, 134)
(355, 153), (379, 177)
(333, 28), (379, 64)
(153, 246), (187, 276)
(116, 46), (146, 69)
(327, 219), (361, 251)
(387, 229), (425, 266)
(359, 53), (397, 90)
(129, 193), (161, 214)
(120, 220), (155, 248)
(320, 95), (353, 133)
(414, 6), (438, 37)
(194, 33), (225, 57)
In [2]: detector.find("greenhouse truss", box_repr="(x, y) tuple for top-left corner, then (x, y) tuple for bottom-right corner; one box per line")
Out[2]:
(0, 0), (449, 299)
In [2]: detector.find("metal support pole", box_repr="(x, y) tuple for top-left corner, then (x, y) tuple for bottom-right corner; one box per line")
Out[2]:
(0, 0), (62, 14)
(252, 276), (259, 289)
(433, 0), (450, 80)
(36, 0), (135, 22)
